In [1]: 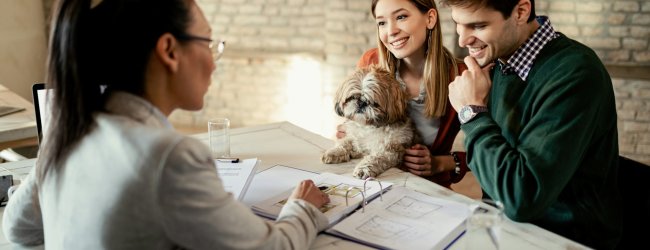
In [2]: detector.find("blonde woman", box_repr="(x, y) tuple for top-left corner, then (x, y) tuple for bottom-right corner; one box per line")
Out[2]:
(340, 0), (469, 188)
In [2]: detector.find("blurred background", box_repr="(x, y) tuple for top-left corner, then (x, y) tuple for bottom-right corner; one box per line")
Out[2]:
(1, 0), (648, 165)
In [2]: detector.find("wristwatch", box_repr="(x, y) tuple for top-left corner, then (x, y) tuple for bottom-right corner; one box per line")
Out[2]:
(458, 105), (488, 124)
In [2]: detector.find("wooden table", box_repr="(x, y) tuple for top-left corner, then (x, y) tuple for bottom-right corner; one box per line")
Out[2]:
(0, 122), (589, 249)
(0, 84), (37, 151)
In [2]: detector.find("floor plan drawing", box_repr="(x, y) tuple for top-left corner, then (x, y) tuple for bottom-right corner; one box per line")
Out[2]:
(386, 195), (442, 219)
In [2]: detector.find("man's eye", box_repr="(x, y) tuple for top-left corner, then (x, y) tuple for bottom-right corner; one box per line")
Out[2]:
(377, 21), (385, 26)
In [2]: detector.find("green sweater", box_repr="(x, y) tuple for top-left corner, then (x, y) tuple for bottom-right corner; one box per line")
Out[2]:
(462, 34), (622, 249)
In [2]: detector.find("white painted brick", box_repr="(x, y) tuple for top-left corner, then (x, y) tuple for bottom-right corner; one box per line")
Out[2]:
(326, 21), (346, 32)
(219, 4), (238, 14)
(640, 134), (650, 144)
(287, 0), (306, 6)
(222, 0), (246, 3)
(584, 37), (621, 49)
(581, 26), (604, 36)
(263, 6), (280, 15)
(348, 1), (369, 11)
(328, 1), (346, 9)
(298, 27), (323, 36)
(606, 50), (630, 62)
(623, 38), (648, 50)
(630, 26), (650, 38)
(328, 10), (367, 21)
(239, 5), (262, 14)
(554, 25), (579, 37)
(550, 2), (575, 11)
(229, 27), (258, 36)
(618, 109), (637, 120)
(280, 7), (301, 15)
(633, 51), (650, 63)
(259, 27), (296, 36)
(576, 2), (603, 12)
(233, 16), (269, 25)
(643, 2), (650, 12)
(619, 143), (636, 154)
(289, 16), (325, 26)
(613, 2), (640, 12)
(577, 13), (604, 25)
(638, 144), (650, 155)
(624, 121), (649, 132)
(607, 13), (626, 25)
(269, 19), (289, 25)
(609, 26), (630, 37)
(638, 87), (650, 98)
(548, 13), (576, 24)
(302, 6), (324, 15)
(631, 14), (650, 25)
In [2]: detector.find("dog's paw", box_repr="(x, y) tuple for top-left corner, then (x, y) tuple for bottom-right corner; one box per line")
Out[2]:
(321, 148), (350, 164)
(352, 165), (378, 179)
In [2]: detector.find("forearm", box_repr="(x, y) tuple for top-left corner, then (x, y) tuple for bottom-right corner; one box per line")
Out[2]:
(2, 168), (44, 245)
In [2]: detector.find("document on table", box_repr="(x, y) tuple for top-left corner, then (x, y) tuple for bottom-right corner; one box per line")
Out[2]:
(247, 165), (393, 228)
(327, 186), (469, 250)
(215, 158), (259, 200)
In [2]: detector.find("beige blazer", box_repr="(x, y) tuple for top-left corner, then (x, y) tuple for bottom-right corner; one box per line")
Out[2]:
(2, 92), (328, 249)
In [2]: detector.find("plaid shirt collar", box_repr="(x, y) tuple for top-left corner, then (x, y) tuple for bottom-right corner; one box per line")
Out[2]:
(499, 16), (559, 81)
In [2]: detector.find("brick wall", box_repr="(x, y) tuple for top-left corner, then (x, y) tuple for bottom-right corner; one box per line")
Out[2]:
(40, 0), (649, 164)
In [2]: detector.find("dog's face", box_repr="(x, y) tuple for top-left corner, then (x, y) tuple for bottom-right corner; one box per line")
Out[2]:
(334, 65), (408, 126)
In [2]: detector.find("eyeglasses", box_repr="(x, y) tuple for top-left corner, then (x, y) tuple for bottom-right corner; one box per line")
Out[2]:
(175, 34), (226, 62)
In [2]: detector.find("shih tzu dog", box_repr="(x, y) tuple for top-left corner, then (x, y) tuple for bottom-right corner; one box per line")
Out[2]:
(322, 65), (418, 179)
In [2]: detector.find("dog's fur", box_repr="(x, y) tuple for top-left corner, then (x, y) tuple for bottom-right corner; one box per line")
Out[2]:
(322, 65), (417, 179)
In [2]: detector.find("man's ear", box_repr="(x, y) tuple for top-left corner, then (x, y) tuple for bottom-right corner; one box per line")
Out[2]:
(514, 0), (532, 24)
(426, 8), (438, 29)
(155, 33), (180, 73)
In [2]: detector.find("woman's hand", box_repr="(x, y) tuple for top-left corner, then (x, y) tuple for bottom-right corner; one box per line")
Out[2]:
(290, 180), (330, 208)
(403, 144), (452, 177)
(335, 124), (346, 139)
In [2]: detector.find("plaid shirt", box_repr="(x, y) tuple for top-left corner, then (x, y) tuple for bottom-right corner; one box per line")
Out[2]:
(500, 16), (560, 81)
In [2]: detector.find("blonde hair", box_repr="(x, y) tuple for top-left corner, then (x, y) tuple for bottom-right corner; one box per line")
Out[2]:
(372, 0), (459, 118)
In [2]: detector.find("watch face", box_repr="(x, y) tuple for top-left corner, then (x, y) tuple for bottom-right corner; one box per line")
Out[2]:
(459, 106), (474, 124)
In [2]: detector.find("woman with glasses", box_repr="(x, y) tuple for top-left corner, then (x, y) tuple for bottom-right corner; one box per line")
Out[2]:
(3, 0), (329, 248)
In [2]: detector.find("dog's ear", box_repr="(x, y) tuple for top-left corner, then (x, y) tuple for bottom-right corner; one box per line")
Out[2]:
(335, 103), (344, 117)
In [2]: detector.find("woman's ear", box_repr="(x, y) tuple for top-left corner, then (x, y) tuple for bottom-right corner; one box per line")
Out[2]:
(426, 8), (438, 29)
(155, 33), (180, 73)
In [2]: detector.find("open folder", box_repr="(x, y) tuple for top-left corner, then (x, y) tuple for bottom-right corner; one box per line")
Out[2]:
(243, 165), (469, 249)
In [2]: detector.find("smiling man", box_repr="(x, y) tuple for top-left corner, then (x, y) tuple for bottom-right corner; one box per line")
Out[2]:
(443, 0), (622, 249)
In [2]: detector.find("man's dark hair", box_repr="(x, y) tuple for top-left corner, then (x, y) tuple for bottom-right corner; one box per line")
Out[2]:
(440, 0), (536, 22)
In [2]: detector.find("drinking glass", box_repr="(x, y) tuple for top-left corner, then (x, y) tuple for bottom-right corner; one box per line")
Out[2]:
(208, 118), (230, 158)
(465, 199), (504, 250)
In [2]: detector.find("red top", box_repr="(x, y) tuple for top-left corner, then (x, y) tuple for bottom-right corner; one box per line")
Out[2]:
(357, 48), (469, 188)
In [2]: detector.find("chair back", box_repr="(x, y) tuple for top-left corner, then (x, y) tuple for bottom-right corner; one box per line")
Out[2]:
(617, 156), (650, 249)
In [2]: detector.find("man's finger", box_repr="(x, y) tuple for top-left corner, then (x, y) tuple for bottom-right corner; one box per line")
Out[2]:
(464, 56), (481, 72)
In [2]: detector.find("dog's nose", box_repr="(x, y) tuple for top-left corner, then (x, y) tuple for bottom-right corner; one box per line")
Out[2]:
(356, 101), (368, 113)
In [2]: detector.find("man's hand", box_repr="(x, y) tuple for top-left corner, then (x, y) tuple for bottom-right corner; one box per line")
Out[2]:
(449, 56), (494, 111)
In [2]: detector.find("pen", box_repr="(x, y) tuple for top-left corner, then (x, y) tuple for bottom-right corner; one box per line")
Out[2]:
(217, 157), (240, 163)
